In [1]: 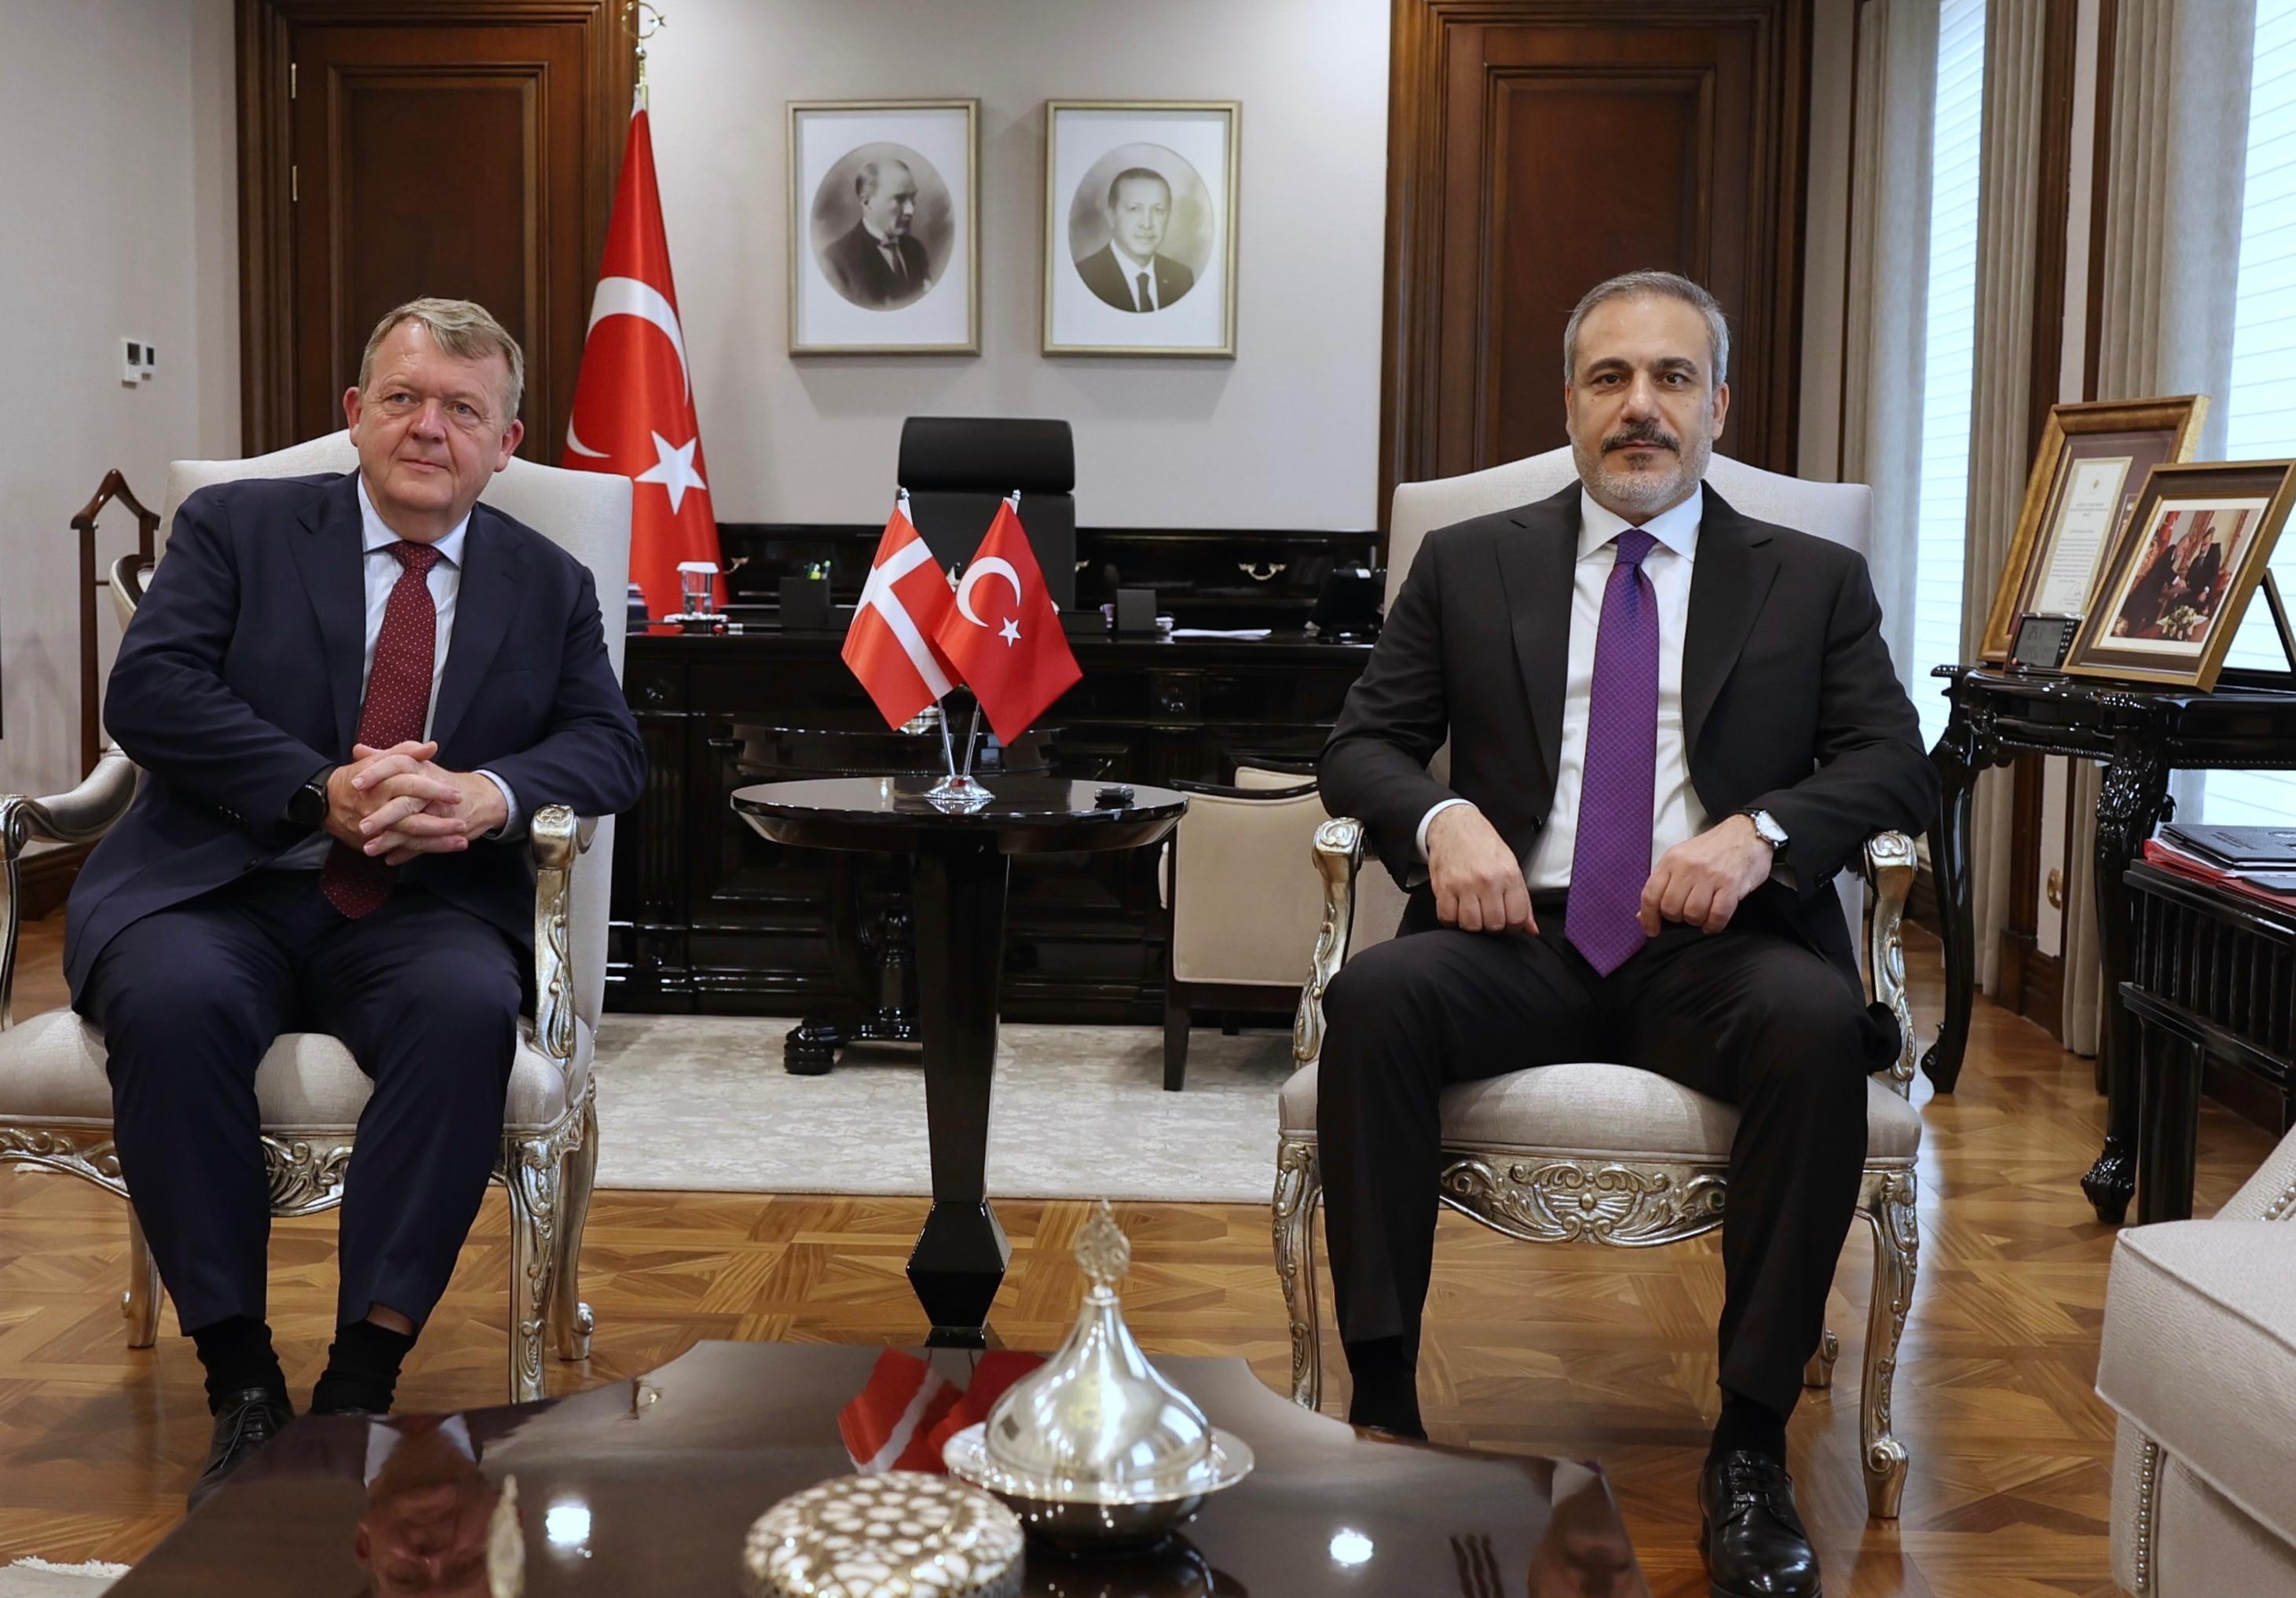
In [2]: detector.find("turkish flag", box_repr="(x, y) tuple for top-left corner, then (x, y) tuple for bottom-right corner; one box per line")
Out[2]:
(843, 495), (960, 729)
(562, 97), (722, 620)
(934, 498), (1082, 746)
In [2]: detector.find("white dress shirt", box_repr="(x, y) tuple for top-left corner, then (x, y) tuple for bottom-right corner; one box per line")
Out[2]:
(1417, 486), (1708, 887)
(1113, 244), (1160, 310)
(273, 476), (519, 868)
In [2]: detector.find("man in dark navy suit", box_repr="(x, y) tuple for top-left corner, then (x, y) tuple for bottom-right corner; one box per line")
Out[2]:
(67, 298), (645, 1507)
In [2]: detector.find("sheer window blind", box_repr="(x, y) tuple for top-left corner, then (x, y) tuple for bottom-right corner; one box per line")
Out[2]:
(2210, 0), (2296, 826)
(1911, 0), (1989, 751)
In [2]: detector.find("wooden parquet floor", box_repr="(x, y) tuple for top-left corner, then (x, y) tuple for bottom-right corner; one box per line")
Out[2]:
(0, 913), (2276, 1596)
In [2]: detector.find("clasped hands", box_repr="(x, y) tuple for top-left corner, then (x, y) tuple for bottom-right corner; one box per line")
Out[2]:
(1426, 804), (1773, 936)
(321, 740), (507, 866)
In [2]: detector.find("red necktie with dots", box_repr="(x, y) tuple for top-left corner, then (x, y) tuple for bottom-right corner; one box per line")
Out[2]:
(320, 541), (443, 918)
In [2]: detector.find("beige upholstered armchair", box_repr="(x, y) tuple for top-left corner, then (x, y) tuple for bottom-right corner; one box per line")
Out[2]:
(2097, 1123), (2296, 1595)
(1161, 764), (1330, 1091)
(0, 431), (631, 1402)
(1272, 448), (1924, 1519)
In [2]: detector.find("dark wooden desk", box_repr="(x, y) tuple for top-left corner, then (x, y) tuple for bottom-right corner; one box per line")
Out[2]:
(1927, 665), (2296, 1223)
(117, 1343), (1650, 1596)
(2120, 860), (2296, 1223)
(611, 629), (1370, 1024)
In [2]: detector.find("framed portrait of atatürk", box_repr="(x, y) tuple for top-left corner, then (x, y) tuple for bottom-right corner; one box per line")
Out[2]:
(788, 99), (978, 355)
(1042, 100), (1239, 357)
(2063, 459), (2296, 690)
(1977, 395), (2209, 662)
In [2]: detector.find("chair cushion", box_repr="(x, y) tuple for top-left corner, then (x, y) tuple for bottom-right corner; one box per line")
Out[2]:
(2096, 1219), (2296, 1551)
(1277, 1058), (1921, 1163)
(0, 1009), (590, 1135)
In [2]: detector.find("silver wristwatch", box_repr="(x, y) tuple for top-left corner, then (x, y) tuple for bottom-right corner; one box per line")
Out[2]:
(1739, 808), (1789, 853)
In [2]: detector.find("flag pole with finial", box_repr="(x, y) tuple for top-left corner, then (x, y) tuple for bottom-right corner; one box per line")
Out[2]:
(627, 1), (664, 112)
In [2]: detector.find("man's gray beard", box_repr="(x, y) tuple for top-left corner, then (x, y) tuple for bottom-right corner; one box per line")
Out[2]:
(1571, 431), (1713, 518)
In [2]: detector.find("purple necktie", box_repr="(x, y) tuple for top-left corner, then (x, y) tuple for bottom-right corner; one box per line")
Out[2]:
(1565, 529), (1660, 976)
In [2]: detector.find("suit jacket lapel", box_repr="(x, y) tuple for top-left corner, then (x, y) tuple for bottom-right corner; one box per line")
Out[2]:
(429, 504), (528, 751)
(1495, 483), (1582, 795)
(290, 474), (368, 753)
(1682, 482), (1781, 757)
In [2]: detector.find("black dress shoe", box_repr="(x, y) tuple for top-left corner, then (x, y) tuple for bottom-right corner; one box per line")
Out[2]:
(188, 1387), (294, 1512)
(1698, 1450), (1821, 1598)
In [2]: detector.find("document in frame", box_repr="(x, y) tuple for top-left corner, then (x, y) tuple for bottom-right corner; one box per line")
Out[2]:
(2034, 456), (2134, 617)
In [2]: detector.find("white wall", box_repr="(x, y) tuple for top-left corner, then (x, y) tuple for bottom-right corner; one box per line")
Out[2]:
(0, 0), (240, 803)
(644, 0), (1389, 530)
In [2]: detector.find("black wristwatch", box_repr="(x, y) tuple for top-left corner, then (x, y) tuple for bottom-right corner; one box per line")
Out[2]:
(286, 764), (337, 828)
(1738, 807), (1789, 855)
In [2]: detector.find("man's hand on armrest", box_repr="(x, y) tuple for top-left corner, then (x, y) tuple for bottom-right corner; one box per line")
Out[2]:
(324, 741), (511, 866)
(1426, 804), (1536, 934)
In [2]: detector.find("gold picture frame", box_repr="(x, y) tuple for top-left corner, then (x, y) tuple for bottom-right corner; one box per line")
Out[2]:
(1977, 395), (2209, 662)
(2063, 459), (2296, 691)
(788, 98), (980, 355)
(1042, 100), (1240, 358)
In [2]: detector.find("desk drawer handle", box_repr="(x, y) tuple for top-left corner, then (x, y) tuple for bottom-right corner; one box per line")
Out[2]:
(1237, 561), (1287, 582)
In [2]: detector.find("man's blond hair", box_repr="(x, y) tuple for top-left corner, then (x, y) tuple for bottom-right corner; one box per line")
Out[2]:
(357, 297), (525, 423)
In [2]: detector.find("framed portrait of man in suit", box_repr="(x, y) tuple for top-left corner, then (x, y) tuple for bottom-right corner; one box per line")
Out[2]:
(789, 100), (979, 354)
(1042, 101), (1238, 357)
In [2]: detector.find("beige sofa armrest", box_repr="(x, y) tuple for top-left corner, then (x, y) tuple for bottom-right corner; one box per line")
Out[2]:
(529, 805), (595, 1069)
(1860, 830), (1918, 1093)
(2, 746), (140, 1028)
(1292, 816), (1365, 1065)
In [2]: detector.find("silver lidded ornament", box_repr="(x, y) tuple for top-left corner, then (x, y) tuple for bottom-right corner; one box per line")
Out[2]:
(942, 1200), (1253, 1549)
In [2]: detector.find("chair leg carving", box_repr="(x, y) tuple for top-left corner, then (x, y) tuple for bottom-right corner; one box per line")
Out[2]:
(504, 1136), (566, 1405)
(123, 1205), (160, 1350)
(1858, 1166), (1919, 1519)
(1803, 1328), (1839, 1391)
(1272, 1134), (1324, 1412)
(550, 1094), (598, 1363)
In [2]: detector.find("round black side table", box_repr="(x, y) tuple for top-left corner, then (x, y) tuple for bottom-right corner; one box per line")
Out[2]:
(732, 775), (1186, 1345)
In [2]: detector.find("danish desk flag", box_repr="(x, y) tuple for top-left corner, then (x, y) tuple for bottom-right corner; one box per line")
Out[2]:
(843, 491), (959, 729)
(562, 96), (723, 621)
(933, 496), (1082, 745)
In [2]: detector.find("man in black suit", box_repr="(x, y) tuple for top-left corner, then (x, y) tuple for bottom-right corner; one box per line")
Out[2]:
(68, 298), (646, 1507)
(1075, 167), (1196, 313)
(1317, 271), (1935, 1598)
(821, 157), (932, 310)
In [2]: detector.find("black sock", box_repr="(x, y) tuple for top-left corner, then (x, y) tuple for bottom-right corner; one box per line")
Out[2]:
(309, 1319), (416, 1415)
(189, 1316), (287, 1414)
(1343, 1336), (1426, 1438)
(1709, 1390), (1789, 1465)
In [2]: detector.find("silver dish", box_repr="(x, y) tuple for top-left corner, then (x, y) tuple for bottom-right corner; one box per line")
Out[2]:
(941, 1422), (1253, 1550)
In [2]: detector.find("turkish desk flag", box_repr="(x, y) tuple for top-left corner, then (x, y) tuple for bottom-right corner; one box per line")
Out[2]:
(932, 497), (1082, 746)
(842, 493), (959, 729)
(562, 97), (722, 621)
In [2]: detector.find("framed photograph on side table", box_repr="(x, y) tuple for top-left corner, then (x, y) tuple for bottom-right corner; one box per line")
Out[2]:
(1977, 395), (2209, 662)
(2064, 459), (2296, 690)
(1042, 100), (1239, 357)
(789, 99), (978, 354)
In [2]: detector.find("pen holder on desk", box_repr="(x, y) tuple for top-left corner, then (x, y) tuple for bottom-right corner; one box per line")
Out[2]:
(779, 574), (833, 632)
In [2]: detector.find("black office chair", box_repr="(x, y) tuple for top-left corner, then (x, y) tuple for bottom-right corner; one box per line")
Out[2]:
(898, 416), (1077, 610)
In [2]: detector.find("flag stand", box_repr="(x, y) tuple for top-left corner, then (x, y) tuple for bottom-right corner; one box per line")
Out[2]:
(925, 702), (991, 813)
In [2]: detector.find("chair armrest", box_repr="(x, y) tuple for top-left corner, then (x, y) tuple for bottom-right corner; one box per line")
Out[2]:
(2, 747), (140, 1028)
(1860, 830), (1918, 1092)
(529, 805), (595, 1068)
(1292, 816), (1365, 1064)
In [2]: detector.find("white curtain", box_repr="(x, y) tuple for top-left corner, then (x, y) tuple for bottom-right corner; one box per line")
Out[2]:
(1839, 0), (1943, 680)
(1957, 0), (2050, 995)
(2063, 0), (2256, 1054)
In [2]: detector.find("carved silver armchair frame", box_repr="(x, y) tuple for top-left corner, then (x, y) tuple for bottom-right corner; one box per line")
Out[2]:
(1273, 819), (1921, 1519)
(0, 753), (601, 1403)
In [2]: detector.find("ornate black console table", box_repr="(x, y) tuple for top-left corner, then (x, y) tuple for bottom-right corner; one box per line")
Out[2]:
(1927, 665), (2296, 1223)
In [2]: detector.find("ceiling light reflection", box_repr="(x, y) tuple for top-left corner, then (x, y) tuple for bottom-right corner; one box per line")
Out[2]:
(1329, 1527), (1375, 1566)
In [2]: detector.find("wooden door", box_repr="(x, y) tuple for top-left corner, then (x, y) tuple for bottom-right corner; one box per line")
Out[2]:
(1382, 1), (1812, 517)
(237, 1), (635, 456)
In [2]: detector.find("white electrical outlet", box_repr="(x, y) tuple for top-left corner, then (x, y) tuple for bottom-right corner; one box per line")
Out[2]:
(120, 338), (158, 384)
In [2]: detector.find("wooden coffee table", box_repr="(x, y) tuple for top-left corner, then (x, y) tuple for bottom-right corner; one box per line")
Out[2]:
(112, 1342), (1650, 1595)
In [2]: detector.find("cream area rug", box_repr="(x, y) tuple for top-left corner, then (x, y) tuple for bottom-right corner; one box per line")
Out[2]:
(0, 1560), (123, 1594)
(591, 1016), (1296, 1203)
